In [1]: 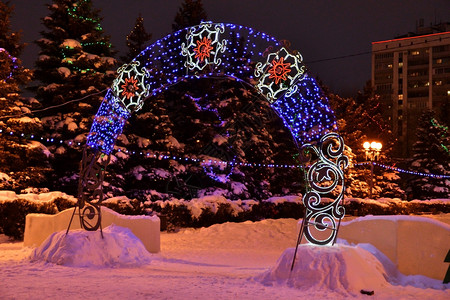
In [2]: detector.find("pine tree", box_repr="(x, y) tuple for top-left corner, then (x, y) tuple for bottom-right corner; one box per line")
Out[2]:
(172, 0), (207, 32)
(328, 88), (403, 199)
(120, 14), (152, 64)
(34, 0), (117, 194)
(408, 110), (450, 199)
(0, 1), (51, 191)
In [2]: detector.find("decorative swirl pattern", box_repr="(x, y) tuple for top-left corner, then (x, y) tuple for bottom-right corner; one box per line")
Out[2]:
(300, 132), (348, 245)
(76, 148), (110, 231)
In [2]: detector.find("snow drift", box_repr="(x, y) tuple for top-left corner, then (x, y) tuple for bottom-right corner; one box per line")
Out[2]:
(255, 244), (389, 295)
(30, 224), (153, 267)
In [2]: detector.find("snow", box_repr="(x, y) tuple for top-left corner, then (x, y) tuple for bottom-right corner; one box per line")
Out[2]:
(38, 54), (50, 61)
(255, 244), (388, 295)
(61, 39), (81, 49)
(0, 190), (76, 204)
(264, 195), (302, 204)
(213, 134), (228, 145)
(57, 67), (70, 78)
(43, 83), (60, 92)
(8, 116), (38, 124)
(0, 218), (448, 299)
(67, 121), (78, 131)
(0, 172), (11, 181)
(30, 225), (153, 268)
(36, 38), (52, 45)
(101, 56), (116, 65)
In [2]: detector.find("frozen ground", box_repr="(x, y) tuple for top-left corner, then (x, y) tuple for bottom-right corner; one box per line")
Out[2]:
(0, 218), (449, 299)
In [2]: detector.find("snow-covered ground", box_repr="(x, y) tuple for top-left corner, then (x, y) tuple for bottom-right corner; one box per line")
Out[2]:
(0, 218), (448, 299)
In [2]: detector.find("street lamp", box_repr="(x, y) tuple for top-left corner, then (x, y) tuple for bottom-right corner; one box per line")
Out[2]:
(363, 141), (382, 199)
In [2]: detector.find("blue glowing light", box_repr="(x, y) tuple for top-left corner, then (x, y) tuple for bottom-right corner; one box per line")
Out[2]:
(87, 22), (336, 154)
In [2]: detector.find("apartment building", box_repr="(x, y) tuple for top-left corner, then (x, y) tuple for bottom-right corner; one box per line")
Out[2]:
(371, 21), (450, 157)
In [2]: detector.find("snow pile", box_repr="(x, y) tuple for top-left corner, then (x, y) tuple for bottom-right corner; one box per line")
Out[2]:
(1, 218), (449, 299)
(30, 225), (153, 268)
(356, 243), (448, 290)
(255, 244), (389, 295)
(0, 190), (76, 204)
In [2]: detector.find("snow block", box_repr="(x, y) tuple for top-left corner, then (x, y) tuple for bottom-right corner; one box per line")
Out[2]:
(24, 207), (160, 253)
(339, 215), (450, 280)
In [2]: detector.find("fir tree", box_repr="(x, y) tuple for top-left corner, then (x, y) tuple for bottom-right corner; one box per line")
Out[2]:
(408, 110), (450, 199)
(328, 88), (403, 199)
(172, 0), (207, 32)
(0, 1), (51, 191)
(34, 0), (116, 194)
(0, 1), (23, 56)
(120, 14), (152, 64)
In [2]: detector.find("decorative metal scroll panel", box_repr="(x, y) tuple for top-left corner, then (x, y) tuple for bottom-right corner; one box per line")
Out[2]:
(67, 147), (110, 233)
(299, 132), (348, 245)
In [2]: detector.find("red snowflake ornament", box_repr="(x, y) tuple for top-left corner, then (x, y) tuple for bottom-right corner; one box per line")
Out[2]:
(121, 76), (139, 99)
(268, 57), (291, 85)
(193, 37), (214, 62)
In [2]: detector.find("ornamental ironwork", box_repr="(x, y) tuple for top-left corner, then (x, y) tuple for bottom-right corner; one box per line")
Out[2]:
(67, 148), (110, 234)
(299, 132), (348, 245)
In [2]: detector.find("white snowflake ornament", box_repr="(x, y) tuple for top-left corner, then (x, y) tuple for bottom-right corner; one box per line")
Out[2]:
(112, 61), (150, 112)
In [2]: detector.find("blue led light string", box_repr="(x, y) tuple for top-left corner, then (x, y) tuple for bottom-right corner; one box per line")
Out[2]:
(0, 48), (19, 81)
(86, 90), (131, 154)
(271, 75), (337, 143)
(1, 126), (448, 178)
(103, 22), (333, 148)
(132, 23), (282, 101)
(355, 162), (450, 179)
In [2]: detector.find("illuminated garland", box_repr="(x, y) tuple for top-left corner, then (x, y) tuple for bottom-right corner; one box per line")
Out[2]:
(430, 118), (450, 154)
(60, 0), (112, 74)
(355, 162), (450, 179)
(61, 43), (112, 74)
(67, 0), (103, 31)
(87, 22), (336, 154)
(0, 48), (19, 81)
(1, 127), (447, 178)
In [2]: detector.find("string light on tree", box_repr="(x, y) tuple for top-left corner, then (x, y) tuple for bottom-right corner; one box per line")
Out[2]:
(1, 127), (448, 178)
(0, 48), (19, 81)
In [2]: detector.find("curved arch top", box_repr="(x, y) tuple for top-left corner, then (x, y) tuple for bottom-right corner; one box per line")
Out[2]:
(87, 22), (337, 154)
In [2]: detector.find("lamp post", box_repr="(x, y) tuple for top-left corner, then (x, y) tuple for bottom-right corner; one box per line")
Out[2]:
(363, 141), (382, 199)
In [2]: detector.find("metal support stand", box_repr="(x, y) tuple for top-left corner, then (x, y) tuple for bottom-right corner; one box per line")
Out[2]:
(66, 146), (109, 237)
(290, 133), (349, 271)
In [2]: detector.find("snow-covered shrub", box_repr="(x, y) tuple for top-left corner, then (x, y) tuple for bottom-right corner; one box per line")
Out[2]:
(0, 192), (76, 239)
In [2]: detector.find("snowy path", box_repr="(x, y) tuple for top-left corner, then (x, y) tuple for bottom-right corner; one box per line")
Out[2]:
(1, 218), (449, 299)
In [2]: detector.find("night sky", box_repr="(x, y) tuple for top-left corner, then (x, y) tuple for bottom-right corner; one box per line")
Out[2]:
(9, 0), (450, 97)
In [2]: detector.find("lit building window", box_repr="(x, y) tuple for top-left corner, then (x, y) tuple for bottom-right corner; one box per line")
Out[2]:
(436, 58), (442, 64)
(398, 94), (403, 100)
(412, 50), (420, 55)
(435, 80), (442, 86)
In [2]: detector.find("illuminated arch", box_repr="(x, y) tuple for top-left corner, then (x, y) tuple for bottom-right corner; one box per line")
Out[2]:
(72, 22), (348, 246)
